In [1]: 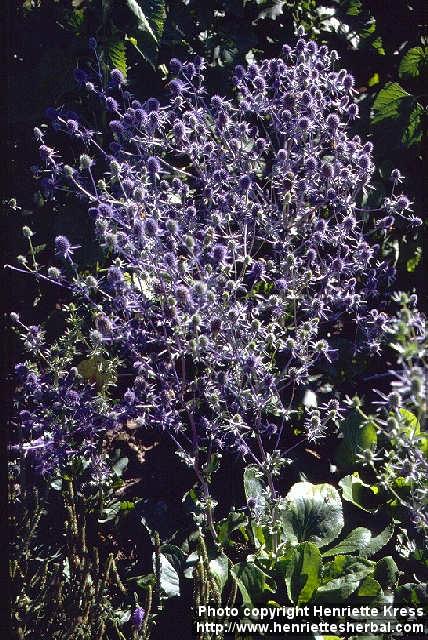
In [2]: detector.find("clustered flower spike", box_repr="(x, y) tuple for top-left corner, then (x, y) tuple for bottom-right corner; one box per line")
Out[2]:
(17, 33), (420, 474)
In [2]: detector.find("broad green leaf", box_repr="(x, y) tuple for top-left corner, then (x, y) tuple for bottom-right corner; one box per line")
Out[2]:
(399, 47), (427, 78)
(398, 408), (420, 436)
(395, 409), (427, 455)
(322, 528), (372, 557)
(285, 542), (322, 604)
(360, 524), (394, 558)
(231, 562), (271, 605)
(281, 482), (344, 548)
(339, 473), (378, 512)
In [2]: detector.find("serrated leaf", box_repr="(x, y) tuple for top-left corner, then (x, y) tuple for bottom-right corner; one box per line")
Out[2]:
(402, 103), (424, 146)
(372, 82), (411, 124)
(108, 39), (127, 78)
(323, 528), (372, 557)
(399, 47), (427, 78)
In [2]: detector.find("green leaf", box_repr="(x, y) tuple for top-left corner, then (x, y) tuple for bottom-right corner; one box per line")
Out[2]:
(346, 0), (362, 16)
(395, 583), (428, 604)
(281, 482), (344, 548)
(372, 82), (411, 124)
(398, 408), (420, 437)
(108, 39), (127, 78)
(360, 524), (394, 558)
(335, 410), (377, 468)
(120, 500), (135, 511)
(399, 47), (427, 78)
(407, 246), (422, 273)
(402, 103), (424, 146)
(217, 511), (248, 545)
(354, 576), (383, 601)
(373, 556), (399, 588)
(322, 555), (374, 583)
(316, 575), (361, 602)
(322, 528), (372, 557)
(285, 542), (322, 604)
(368, 72), (380, 87)
(339, 473), (379, 512)
(231, 562), (271, 605)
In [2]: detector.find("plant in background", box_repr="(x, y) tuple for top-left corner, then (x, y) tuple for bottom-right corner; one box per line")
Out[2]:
(358, 293), (427, 539)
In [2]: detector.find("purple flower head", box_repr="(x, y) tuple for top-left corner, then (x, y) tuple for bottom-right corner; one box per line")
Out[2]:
(147, 156), (161, 176)
(212, 244), (227, 264)
(358, 154), (370, 171)
(239, 174), (252, 192)
(107, 265), (124, 287)
(321, 163), (334, 179)
(326, 113), (340, 132)
(169, 57), (183, 74)
(147, 97), (160, 112)
(343, 74), (355, 91)
(396, 195), (410, 211)
(144, 218), (158, 237)
(347, 103), (359, 120)
(106, 96), (118, 113)
(211, 95), (223, 110)
(131, 606), (145, 629)
(54, 235), (77, 261)
(74, 68), (88, 86)
(169, 79), (184, 96)
(110, 68), (125, 86)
